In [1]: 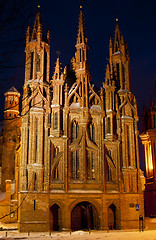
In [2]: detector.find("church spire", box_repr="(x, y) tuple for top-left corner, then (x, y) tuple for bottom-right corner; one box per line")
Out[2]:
(74, 6), (90, 73)
(53, 57), (63, 81)
(107, 19), (131, 91)
(31, 6), (43, 41)
(76, 6), (87, 45)
(114, 19), (121, 52)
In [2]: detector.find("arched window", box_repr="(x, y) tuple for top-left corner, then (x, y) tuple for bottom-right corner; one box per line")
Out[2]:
(71, 120), (79, 142)
(54, 146), (59, 158)
(34, 172), (37, 191)
(72, 150), (80, 179)
(88, 122), (95, 143)
(126, 125), (131, 166)
(116, 62), (120, 85)
(107, 164), (112, 181)
(26, 169), (28, 190)
(54, 165), (59, 180)
(43, 51), (47, 81)
(36, 54), (40, 72)
(54, 112), (58, 130)
(87, 151), (96, 180)
(30, 51), (34, 79)
(107, 117), (110, 134)
(35, 117), (38, 163)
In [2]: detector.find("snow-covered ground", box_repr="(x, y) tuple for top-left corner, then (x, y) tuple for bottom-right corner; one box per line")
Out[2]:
(1, 230), (156, 240)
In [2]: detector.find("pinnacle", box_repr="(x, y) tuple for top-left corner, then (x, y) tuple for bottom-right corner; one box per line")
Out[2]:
(31, 7), (43, 41)
(53, 57), (62, 80)
(77, 7), (87, 45)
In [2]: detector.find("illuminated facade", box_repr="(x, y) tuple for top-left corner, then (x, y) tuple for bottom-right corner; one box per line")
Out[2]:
(1, 87), (21, 192)
(140, 101), (156, 217)
(0, 7), (144, 231)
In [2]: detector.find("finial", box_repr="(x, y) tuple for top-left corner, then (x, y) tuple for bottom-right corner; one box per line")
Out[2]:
(38, 5), (40, 8)
(116, 18), (118, 22)
(80, 5), (82, 9)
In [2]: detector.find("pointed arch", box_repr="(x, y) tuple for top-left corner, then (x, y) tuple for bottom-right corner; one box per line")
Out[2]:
(50, 204), (62, 231)
(71, 150), (80, 180)
(88, 122), (95, 143)
(108, 204), (116, 230)
(87, 150), (96, 180)
(71, 120), (79, 142)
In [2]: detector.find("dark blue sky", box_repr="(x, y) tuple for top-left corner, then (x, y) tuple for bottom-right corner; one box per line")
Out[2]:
(1, 0), (156, 170)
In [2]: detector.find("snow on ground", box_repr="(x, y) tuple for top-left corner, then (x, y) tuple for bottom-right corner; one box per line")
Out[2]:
(1, 230), (156, 240)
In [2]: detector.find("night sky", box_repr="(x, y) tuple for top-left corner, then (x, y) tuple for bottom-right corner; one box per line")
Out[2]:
(0, 0), (156, 170)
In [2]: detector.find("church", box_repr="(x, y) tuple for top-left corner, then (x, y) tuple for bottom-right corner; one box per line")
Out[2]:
(0, 5), (144, 232)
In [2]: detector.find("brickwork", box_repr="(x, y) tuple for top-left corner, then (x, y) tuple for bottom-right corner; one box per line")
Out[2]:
(0, 6), (144, 231)
(140, 102), (156, 217)
(1, 87), (21, 192)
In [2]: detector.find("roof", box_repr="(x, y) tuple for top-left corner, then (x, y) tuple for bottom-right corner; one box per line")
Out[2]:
(5, 86), (19, 94)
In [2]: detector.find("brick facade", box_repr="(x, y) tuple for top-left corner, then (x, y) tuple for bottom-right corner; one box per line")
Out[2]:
(0, 6), (144, 231)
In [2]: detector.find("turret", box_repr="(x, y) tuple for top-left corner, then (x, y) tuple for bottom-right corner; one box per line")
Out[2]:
(24, 6), (50, 85)
(103, 65), (116, 140)
(108, 19), (131, 91)
(4, 86), (20, 119)
(20, 7), (50, 193)
(51, 58), (64, 137)
(74, 6), (90, 74)
(1, 87), (21, 192)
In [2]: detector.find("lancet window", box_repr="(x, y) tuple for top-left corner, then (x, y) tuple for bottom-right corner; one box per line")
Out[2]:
(26, 169), (28, 190)
(30, 51), (34, 79)
(43, 51), (47, 81)
(71, 120), (79, 142)
(36, 54), (40, 72)
(34, 172), (37, 191)
(87, 151), (96, 180)
(126, 125), (131, 166)
(107, 164), (112, 181)
(71, 150), (80, 179)
(88, 122), (95, 143)
(35, 117), (38, 163)
(54, 164), (59, 180)
(54, 112), (58, 130)
(107, 117), (110, 134)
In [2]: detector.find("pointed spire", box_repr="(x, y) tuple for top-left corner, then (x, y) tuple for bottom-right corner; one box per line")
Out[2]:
(47, 30), (50, 45)
(26, 26), (31, 45)
(31, 6), (43, 41)
(53, 58), (63, 80)
(114, 19), (121, 52)
(76, 6), (87, 45)
(109, 37), (113, 56)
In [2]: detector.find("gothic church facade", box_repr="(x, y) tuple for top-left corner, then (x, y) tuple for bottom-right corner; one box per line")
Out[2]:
(14, 7), (144, 231)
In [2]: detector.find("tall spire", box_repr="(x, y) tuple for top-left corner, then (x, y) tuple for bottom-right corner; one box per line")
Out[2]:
(74, 6), (90, 73)
(31, 6), (43, 41)
(53, 57), (63, 80)
(76, 6), (87, 45)
(114, 19), (121, 52)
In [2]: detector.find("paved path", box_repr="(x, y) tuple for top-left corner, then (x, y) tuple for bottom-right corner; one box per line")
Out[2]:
(0, 230), (156, 240)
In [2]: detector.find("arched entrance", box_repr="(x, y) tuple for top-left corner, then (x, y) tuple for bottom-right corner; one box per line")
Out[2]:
(50, 204), (62, 231)
(71, 201), (99, 231)
(108, 204), (116, 230)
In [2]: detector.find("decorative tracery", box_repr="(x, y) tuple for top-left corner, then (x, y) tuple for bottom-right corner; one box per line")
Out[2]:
(71, 150), (80, 179)
(71, 120), (79, 142)
(88, 122), (95, 143)
(87, 151), (96, 180)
